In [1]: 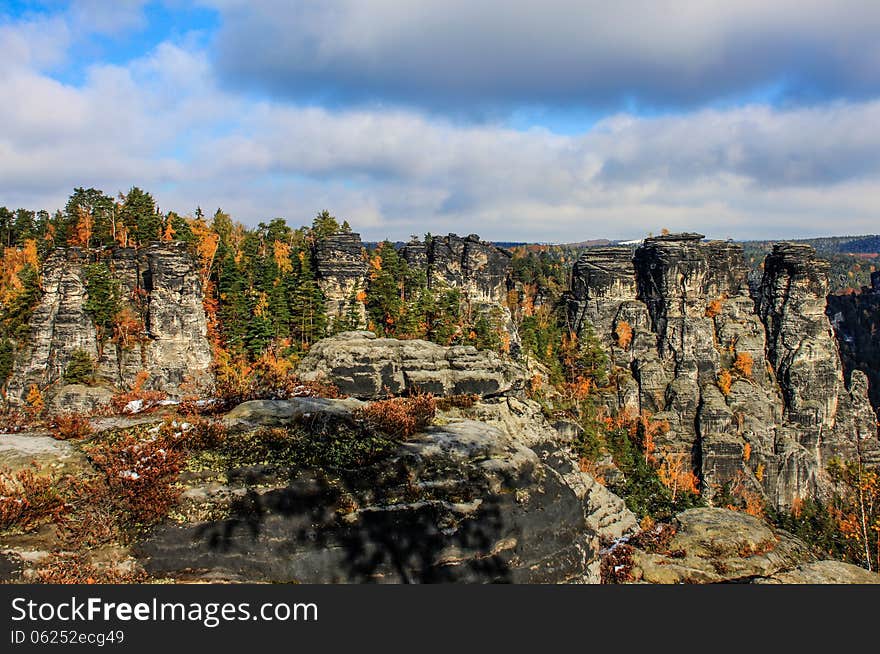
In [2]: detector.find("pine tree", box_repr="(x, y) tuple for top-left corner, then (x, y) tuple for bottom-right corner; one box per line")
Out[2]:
(289, 250), (326, 348)
(120, 187), (159, 246)
(365, 241), (405, 336)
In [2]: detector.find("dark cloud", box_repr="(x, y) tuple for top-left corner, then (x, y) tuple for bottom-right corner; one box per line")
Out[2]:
(207, 0), (880, 112)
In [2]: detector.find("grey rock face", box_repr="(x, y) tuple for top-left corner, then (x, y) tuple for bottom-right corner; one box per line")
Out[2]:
(314, 231), (368, 328)
(755, 560), (880, 584)
(48, 384), (114, 414)
(136, 398), (610, 583)
(296, 331), (524, 399)
(7, 242), (213, 405)
(437, 394), (639, 542)
(624, 507), (880, 584)
(400, 233), (513, 306)
(627, 507), (815, 584)
(566, 235), (879, 509)
(828, 289), (880, 421)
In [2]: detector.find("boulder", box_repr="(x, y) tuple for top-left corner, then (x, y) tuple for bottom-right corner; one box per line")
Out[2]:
(296, 331), (524, 399)
(0, 433), (91, 476)
(756, 560), (880, 584)
(629, 508), (815, 584)
(49, 384), (114, 414)
(136, 398), (611, 583)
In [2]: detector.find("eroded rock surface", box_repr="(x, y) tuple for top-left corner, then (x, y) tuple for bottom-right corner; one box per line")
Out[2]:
(7, 242), (212, 405)
(314, 230), (368, 328)
(565, 235), (880, 509)
(136, 398), (616, 583)
(296, 331), (524, 399)
(621, 507), (880, 584)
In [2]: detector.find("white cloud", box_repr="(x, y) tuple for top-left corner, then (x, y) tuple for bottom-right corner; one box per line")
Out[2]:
(206, 0), (880, 109)
(1, 8), (880, 242)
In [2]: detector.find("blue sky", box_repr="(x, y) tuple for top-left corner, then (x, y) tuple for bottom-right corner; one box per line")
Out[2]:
(1, 1), (879, 242)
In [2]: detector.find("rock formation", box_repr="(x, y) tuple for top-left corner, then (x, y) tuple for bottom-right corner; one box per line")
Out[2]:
(618, 507), (880, 584)
(400, 233), (514, 306)
(6, 242), (213, 404)
(313, 230), (368, 328)
(828, 278), (880, 414)
(135, 395), (627, 583)
(565, 235), (879, 509)
(296, 330), (524, 399)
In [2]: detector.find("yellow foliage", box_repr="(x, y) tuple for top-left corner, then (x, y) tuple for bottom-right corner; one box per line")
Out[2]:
(272, 240), (293, 275)
(25, 384), (44, 417)
(0, 239), (40, 306)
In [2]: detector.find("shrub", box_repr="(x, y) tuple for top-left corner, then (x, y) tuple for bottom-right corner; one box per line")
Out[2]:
(600, 543), (636, 583)
(614, 321), (633, 350)
(435, 394), (479, 411)
(63, 349), (96, 385)
(0, 465), (66, 533)
(85, 432), (186, 529)
(24, 384), (44, 417)
(48, 413), (93, 441)
(705, 298), (723, 318)
(733, 352), (754, 378)
(357, 393), (436, 439)
(717, 369), (733, 395)
(212, 350), (341, 408)
(110, 371), (168, 414)
(34, 553), (146, 584)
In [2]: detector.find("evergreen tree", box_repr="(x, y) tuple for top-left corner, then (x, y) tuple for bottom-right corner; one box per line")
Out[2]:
(65, 187), (114, 247)
(311, 210), (340, 239)
(365, 241), (405, 336)
(83, 262), (121, 345)
(289, 251), (327, 348)
(120, 187), (159, 246)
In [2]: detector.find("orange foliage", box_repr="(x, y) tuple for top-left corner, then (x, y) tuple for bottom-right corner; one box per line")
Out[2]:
(658, 453), (700, 500)
(357, 393), (436, 440)
(112, 307), (146, 349)
(614, 321), (633, 349)
(161, 220), (175, 241)
(705, 298), (723, 318)
(273, 239), (293, 274)
(734, 352), (754, 378)
(85, 432), (186, 527)
(742, 442), (752, 463)
(110, 371), (168, 414)
(717, 369), (733, 395)
(24, 384), (44, 417)
(0, 239), (39, 306)
(68, 206), (93, 247)
(0, 464), (65, 532)
(49, 413), (93, 441)
(368, 253), (383, 280)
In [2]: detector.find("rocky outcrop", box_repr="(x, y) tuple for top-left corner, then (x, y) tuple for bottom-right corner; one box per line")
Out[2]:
(566, 235), (880, 509)
(6, 242), (213, 405)
(314, 230), (368, 328)
(400, 233), (513, 306)
(828, 288), (880, 415)
(136, 397), (616, 583)
(620, 507), (880, 584)
(296, 331), (524, 399)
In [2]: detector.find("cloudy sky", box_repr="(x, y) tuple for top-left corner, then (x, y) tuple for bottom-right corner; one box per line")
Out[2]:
(2, 1), (879, 242)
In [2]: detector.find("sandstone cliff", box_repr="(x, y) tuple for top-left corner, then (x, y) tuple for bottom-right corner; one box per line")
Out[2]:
(6, 242), (212, 405)
(565, 234), (879, 509)
(313, 230), (368, 328)
(400, 233), (513, 306)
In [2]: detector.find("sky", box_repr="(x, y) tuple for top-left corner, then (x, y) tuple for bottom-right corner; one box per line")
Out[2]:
(1, 1), (879, 242)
